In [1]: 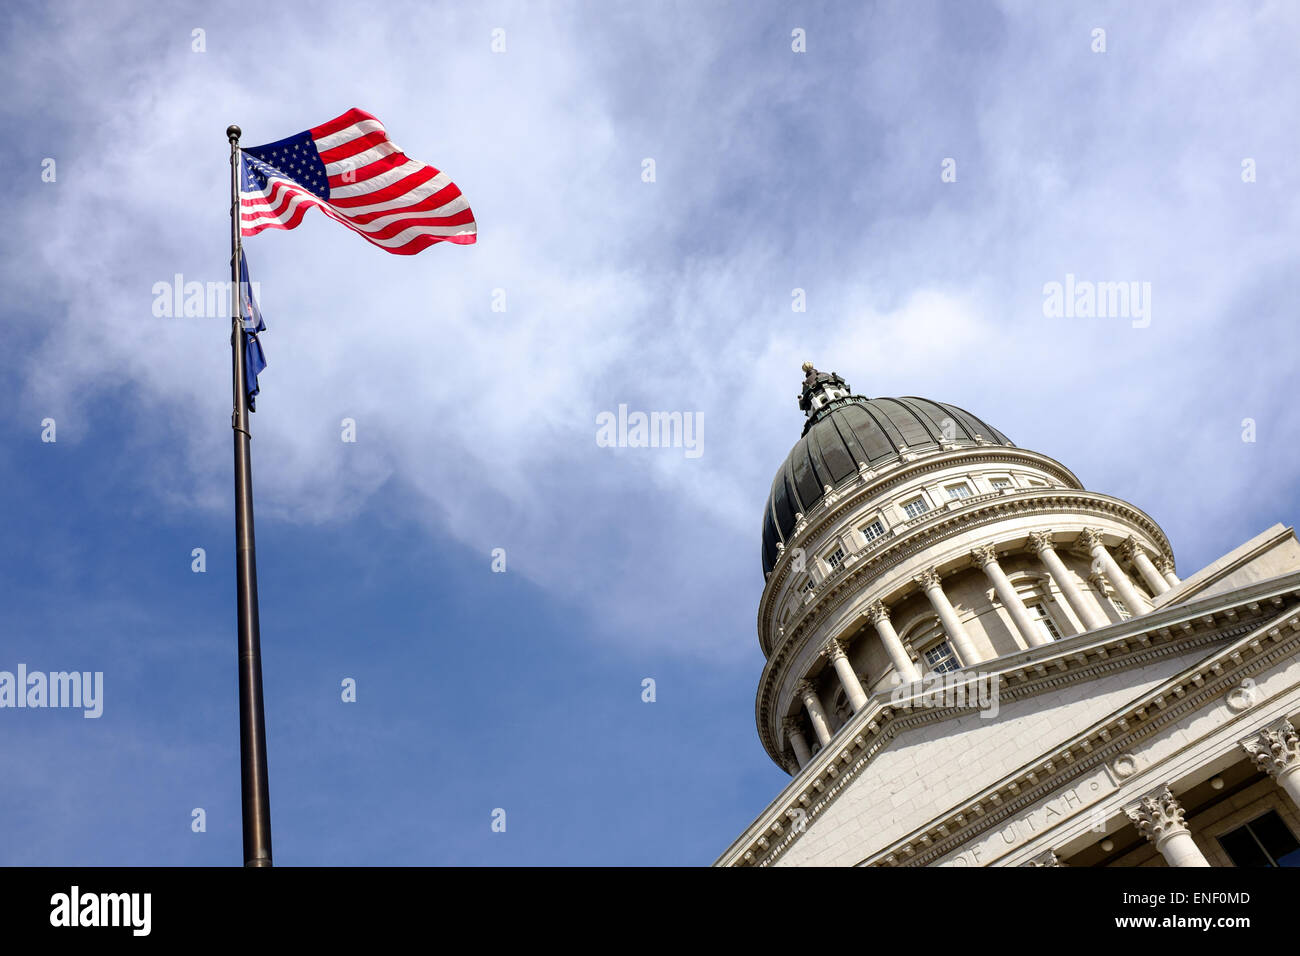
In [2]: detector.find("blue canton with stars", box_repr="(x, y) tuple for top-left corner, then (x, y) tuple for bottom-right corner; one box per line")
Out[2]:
(241, 129), (331, 199)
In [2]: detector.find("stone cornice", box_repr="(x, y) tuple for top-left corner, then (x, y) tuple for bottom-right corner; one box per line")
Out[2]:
(715, 572), (1300, 867)
(754, 490), (1175, 762)
(758, 447), (1084, 631)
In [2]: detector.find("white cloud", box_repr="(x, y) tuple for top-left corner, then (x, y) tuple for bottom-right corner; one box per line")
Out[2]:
(8, 0), (1300, 659)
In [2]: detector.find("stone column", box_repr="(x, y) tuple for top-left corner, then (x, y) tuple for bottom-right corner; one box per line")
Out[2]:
(914, 569), (980, 666)
(971, 545), (1051, 648)
(1027, 530), (1109, 631)
(1125, 785), (1210, 867)
(782, 716), (812, 768)
(796, 679), (833, 746)
(1241, 719), (1300, 809)
(1078, 529), (1149, 614)
(825, 639), (868, 712)
(868, 601), (921, 684)
(1122, 537), (1170, 596)
(1157, 556), (1180, 588)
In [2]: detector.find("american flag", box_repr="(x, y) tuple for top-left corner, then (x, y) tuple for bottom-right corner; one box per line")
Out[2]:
(239, 108), (476, 255)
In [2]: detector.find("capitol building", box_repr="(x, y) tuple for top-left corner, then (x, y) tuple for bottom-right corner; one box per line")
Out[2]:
(716, 364), (1300, 867)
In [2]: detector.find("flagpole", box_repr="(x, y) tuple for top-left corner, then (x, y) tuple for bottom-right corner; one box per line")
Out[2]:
(227, 124), (273, 867)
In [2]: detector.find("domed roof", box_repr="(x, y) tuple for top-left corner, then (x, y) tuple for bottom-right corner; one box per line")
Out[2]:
(761, 367), (1013, 575)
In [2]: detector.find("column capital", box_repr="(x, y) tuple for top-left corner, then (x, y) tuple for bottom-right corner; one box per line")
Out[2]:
(867, 599), (891, 624)
(1026, 530), (1055, 555)
(1076, 528), (1106, 553)
(914, 568), (943, 591)
(970, 544), (1000, 568)
(1240, 720), (1300, 780)
(1157, 556), (1177, 576)
(1021, 849), (1066, 867)
(781, 716), (804, 738)
(824, 638), (848, 663)
(1125, 785), (1188, 845)
(794, 679), (819, 702)
(1119, 536), (1147, 564)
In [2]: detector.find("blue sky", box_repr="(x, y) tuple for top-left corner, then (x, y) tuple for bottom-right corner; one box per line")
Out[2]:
(2, 0), (1298, 865)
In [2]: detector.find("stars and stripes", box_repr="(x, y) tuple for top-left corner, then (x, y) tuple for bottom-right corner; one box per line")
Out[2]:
(239, 108), (477, 255)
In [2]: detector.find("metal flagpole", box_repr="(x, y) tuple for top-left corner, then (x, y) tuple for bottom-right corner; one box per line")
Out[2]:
(227, 124), (273, 867)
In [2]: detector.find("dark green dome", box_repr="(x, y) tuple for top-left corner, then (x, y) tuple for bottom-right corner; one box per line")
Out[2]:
(761, 379), (1013, 575)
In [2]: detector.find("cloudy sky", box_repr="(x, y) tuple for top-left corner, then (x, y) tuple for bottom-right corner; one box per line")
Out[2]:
(2, 0), (1297, 865)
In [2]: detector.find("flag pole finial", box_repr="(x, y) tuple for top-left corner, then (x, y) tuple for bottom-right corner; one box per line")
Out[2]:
(227, 124), (242, 143)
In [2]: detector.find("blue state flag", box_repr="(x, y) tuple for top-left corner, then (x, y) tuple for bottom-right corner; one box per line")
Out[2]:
(239, 249), (267, 411)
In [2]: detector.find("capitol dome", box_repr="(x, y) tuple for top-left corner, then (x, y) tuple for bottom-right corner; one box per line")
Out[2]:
(761, 370), (1013, 574)
(720, 362), (1300, 872)
(749, 362), (1180, 776)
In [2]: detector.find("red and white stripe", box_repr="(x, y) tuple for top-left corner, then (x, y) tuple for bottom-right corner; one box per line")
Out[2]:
(240, 108), (477, 255)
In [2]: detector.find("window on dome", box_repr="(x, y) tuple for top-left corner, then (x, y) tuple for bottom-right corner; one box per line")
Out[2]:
(1027, 479), (1048, 487)
(799, 577), (816, 596)
(1027, 603), (1062, 641)
(1111, 596), (1131, 620)
(902, 497), (930, 519)
(861, 519), (885, 542)
(990, 477), (1012, 490)
(923, 641), (959, 673)
(945, 483), (972, 500)
(825, 546), (846, 570)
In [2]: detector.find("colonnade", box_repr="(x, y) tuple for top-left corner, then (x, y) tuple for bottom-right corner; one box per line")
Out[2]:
(781, 528), (1178, 769)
